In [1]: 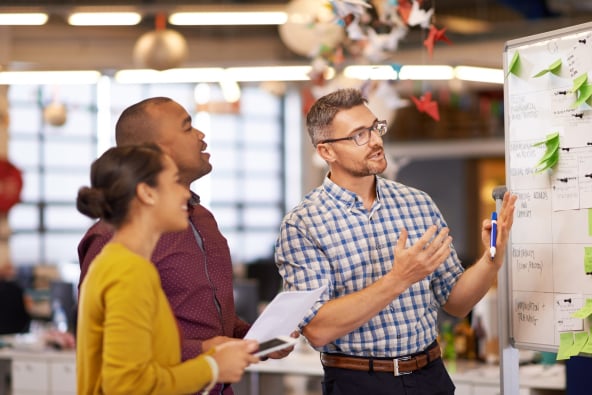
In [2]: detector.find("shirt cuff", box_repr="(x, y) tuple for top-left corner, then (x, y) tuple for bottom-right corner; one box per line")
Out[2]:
(202, 355), (219, 393)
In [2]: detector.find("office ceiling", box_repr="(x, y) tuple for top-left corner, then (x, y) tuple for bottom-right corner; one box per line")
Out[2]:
(1, 0), (592, 72)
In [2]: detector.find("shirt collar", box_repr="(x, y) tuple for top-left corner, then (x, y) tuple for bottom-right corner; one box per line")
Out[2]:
(322, 173), (382, 209)
(188, 191), (201, 215)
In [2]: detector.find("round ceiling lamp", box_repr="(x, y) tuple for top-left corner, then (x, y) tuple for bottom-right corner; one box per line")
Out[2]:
(43, 101), (67, 127)
(133, 13), (188, 71)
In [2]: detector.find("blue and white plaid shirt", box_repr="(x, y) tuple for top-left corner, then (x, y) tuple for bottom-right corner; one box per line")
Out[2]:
(275, 175), (464, 357)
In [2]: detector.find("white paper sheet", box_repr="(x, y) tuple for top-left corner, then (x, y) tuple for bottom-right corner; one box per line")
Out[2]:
(244, 285), (327, 342)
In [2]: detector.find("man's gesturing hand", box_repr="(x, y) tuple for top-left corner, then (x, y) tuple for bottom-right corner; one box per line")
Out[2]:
(391, 225), (452, 289)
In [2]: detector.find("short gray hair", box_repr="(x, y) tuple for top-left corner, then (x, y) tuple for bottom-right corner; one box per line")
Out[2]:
(306, 88), (367, 146)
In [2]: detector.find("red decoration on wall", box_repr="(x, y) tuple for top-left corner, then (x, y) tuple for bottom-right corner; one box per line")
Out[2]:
(0, 159), (23, 214)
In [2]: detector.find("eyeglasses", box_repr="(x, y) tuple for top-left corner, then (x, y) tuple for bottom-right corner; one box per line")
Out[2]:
(318, 120), (388, 146)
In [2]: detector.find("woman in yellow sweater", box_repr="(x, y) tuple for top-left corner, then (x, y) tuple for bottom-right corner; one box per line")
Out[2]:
(76, 144), (259, 394)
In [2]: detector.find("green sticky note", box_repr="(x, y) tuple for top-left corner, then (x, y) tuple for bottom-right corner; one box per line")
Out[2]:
(572, 74), (588, 92)
(549, 59), (562, 74)
(585, 248), (592, 275)
(557, 332), (574, 360)
(568, 331), (589, 356)
(572, 298), (592, 319)
(573, 84), (592, 108)
(533, 132), (560, 173)
(507, 52), (521, 77)
(580, 329), (592, 355)
(533, 59), (562, 78)
(532, 131), (559, 147)
(535, 150), (559, 173)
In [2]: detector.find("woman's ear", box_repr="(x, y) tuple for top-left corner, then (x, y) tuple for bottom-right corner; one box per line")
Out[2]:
(136, 182), (156, 206)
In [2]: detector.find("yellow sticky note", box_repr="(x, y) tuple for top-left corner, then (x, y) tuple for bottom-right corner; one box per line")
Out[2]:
(557, 332), (574, 360)
(572, 298), (592, 319)
(568, 331), (589, 356)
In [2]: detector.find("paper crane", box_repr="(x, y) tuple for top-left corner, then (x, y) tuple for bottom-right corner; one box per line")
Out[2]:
(407, 0), (434, 29)
(411, 92), (440, 121)
(423, 24), (452, 58)
(397, 0), (413, 25)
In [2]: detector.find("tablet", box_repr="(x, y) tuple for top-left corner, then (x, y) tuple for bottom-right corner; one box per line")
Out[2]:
(254, 336), (298, 357)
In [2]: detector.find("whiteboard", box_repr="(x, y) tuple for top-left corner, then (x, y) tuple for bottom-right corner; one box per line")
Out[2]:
(504, 22), (592, 352)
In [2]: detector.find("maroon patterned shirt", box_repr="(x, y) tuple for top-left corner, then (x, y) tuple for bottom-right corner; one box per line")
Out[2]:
(77, 193), (250, 395)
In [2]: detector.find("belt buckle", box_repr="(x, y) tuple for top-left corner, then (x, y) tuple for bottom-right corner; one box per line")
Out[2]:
(393, 356), (412, 376)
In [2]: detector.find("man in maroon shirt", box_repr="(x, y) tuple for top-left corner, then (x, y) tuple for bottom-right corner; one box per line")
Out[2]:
(78, 97), (291, 394)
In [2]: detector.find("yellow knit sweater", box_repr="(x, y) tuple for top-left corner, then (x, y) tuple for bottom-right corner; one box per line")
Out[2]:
(77, 243), (214, 394)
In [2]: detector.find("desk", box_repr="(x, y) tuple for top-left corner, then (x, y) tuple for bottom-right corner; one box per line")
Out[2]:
(245, 352), (566, 395)
(449, 360), (565, 395)
(0, 347), (567, 395)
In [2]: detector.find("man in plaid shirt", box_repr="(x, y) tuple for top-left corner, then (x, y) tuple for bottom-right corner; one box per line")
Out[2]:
(275, 88), (516, 395)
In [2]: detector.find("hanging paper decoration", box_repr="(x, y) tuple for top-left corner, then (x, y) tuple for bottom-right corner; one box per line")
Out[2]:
(330, 0), (372, 40)
(0, 159), (23, 214)
(279, 0), (345, 58)
(411, 91), (440, 121)
(423, 24), (452, 58)
(406, 0), (434, 29)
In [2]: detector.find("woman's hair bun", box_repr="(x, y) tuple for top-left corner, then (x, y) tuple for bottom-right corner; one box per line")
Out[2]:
(76, 186), (112, 220)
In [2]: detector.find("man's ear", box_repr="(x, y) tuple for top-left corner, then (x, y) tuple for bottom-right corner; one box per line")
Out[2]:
(316, 143), (336, 164)
(136, 182), (156, 206)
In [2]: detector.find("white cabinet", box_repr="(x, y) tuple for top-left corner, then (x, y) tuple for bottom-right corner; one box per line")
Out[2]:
(0, 350), (76, 395)
(454, 382), (473, 395)
(11, 359), (48, 395)
(49, 360), (76, 394)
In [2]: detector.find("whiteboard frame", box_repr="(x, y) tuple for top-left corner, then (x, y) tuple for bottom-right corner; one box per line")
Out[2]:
(503, 21), (592, 352)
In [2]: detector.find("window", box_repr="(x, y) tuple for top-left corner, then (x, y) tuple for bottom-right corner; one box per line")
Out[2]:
(7, 81), (301, 267)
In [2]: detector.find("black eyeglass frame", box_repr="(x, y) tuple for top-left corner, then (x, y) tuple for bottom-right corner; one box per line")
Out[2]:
(318, 120), (388, 146)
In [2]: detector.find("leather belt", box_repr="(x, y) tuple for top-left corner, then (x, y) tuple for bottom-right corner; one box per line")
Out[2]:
(320, 342), (441, 376)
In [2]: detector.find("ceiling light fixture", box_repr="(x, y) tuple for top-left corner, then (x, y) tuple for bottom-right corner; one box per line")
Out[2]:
(0, 13), (48, 25)
(115, 68), (225, 84)
(399, 65), (455, 80)
(225, 66), (326, 82)
(115, 66), (326, 83)
(455, 66), (504, 84)
(343, 65), (398, 80)
(169, 11), (287, 26)
(0, 70), (101, 85)
(68, 12), (142, 26)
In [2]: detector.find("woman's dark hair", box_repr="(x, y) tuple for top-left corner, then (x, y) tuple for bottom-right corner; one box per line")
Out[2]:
(76, 143), (165, 228)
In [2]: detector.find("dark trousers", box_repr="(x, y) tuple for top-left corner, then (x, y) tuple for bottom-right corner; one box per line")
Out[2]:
(322, 358), (455, 395)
